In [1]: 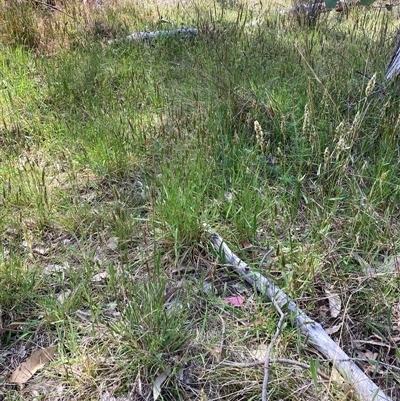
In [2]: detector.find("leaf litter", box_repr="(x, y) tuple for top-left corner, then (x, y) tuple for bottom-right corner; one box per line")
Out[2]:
(324, 286), (341, 318)
(9, 346), (56, 384)
(153, 366), (172, 401)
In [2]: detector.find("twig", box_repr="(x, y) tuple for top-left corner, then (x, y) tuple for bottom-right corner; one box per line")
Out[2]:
(33, 0), (75, 19)
(217, 315), (226, 363)
(220, 358), (331, 381)
(262, 301), (285, 401)
(260, 248), (274, 266)
(157, 18), (174, 26)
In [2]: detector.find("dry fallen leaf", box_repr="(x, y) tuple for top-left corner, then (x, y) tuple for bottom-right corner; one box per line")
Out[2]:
(391, 301), (400, 331)
(223, 295), (245, 307)
(325, 287), (341, 318)
(249, 343), (269, 361)
(99, 391), (117, 401)
(91, 271), (110, 282)
(75, 309), (93, 322)
(57, 290), (71, 304)
(364, 351), (378, 361)
(153, 366), (172, 401)
(379, 254), (400, 274)
(325, 324), (341, 335)
(224, 191), (233, 202)
(241, 241), (253, 249)
(44, 262), (69, 274)
(9, 346), (56, 384)
(202, 281), (216, 296)
(0, 318), (27, 334)
(32, 247), (49, 256)
(199, 389), (207, 401)
(106, 237), (118, 251)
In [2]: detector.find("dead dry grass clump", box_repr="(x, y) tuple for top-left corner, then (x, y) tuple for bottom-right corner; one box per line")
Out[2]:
(0, 0), (131, 52)
(1, 0), (45, 49)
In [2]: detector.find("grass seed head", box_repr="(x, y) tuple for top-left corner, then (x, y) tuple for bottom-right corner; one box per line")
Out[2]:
(365, 73), (376, 97)
(254, 120), (264, 151)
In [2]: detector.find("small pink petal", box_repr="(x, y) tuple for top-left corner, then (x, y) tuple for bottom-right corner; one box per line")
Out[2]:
(224, 296), (245, 307)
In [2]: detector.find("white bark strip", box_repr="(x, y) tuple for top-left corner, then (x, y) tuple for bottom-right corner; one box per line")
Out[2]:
(386, 42), (400, 80)
(209, 232), (392, 401)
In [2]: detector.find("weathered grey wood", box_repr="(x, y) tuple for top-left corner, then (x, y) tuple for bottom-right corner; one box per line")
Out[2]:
(386, 39), (400, 80)
(209, 232), (392, 401)
(110, 28), (198, 44)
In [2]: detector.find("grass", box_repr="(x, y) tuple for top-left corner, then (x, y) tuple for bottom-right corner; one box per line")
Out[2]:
(1, 0), (400, 399)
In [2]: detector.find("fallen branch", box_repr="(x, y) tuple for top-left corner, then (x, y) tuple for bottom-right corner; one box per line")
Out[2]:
(109, 28), (198, 44)
(209, 231), (392, 401)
